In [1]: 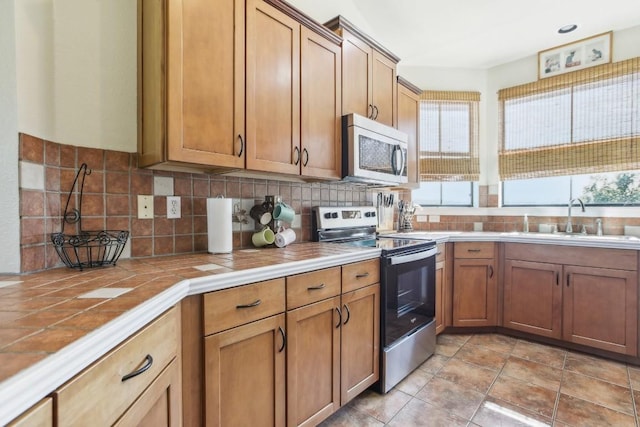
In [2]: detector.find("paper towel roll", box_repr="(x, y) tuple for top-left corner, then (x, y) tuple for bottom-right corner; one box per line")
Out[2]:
(207, 198), (233, 253)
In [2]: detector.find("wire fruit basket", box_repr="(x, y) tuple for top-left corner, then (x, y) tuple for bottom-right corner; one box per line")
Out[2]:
(50, 163), (129, 270)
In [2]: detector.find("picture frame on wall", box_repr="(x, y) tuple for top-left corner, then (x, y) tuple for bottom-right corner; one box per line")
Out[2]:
(538, 31), (612, 79)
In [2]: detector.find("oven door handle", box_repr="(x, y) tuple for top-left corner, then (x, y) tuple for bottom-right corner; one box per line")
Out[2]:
(389, 247), (437, 265)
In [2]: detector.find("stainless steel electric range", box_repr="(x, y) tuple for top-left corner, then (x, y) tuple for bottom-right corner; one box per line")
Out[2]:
(312, 206), (437, 393)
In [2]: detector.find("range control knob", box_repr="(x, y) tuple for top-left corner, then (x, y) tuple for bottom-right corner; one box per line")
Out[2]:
(364, 211), (373, 217)
(331, 212), (338, 219)
(370, 211), (376, 217)
(324, 212), (332, 219)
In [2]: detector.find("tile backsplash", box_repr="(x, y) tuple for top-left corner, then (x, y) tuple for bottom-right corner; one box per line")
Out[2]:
(18, 134), (369, 273)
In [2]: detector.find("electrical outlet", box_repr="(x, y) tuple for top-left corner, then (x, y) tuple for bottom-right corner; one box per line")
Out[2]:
(167, 196), (181, 219)
(137, 195), (154, 219)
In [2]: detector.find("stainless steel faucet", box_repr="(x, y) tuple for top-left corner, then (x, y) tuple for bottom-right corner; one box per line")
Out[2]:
(566, 198), (585, 234)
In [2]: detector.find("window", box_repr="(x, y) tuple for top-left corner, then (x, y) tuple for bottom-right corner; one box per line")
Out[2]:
(500, 57), (640, 206)
(413, 91), (479, 206)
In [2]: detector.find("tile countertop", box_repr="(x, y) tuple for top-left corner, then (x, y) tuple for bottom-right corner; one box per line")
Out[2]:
(0, 242), (380, 425)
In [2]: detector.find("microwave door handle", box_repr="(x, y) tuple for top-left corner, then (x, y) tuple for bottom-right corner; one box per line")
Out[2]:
(398, 146), (406, 177)
(390, 145), (400, 175)
(389, 247), (437, 265)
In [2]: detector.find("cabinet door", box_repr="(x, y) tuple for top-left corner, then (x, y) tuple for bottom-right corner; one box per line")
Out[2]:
(246, 0), (300, 175)
(453, 258), (497, 327)
(340, 284), (379, 405)
(371, 50), (397, 127)
(114, 359), (182, 427)
(563, 266), (638, 356)
(503, 260), (562, 339)
(397, 82), (419, 187)
(205, 314), (286, 427)
(287, 297), (340, 427)
(164, 0), (245, 168)
(300, 27), (342, 179)
(341, 31), (372, 119)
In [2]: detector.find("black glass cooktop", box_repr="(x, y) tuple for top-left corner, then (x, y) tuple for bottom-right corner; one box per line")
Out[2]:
(341, 237), (435, 254)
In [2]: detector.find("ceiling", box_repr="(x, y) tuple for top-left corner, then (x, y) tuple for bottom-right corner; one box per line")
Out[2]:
(287, 0), (640, 69)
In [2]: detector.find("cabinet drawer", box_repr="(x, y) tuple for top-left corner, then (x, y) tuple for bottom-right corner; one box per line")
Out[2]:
(287, 267), (341, 310)
(454, 242), (495, 259)
(204, 278), (285, 335)
(56, 307), (178, 427)
(8, 398), (52, 427)
(342, 258), (380, 293)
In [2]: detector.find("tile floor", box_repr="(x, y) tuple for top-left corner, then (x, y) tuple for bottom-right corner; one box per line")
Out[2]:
(320, 333), (640, 426)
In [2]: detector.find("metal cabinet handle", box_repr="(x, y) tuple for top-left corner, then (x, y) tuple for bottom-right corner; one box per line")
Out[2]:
(278, 326), (286, 353)
(556, 272), (559, 286)
(368, 104), (374, 119)
(355, 272), (369, 279)
(293, 146), (300, 165)
(373, 105), (379, 120)
(566, 274), (570, 287)
(343, 304), (351, 325)
(237, 134), (244, 157)
(236, 299), (261, 309)
(307, 283), (325, 290)
(335, 307), (342, 328)
(122, 354), (153, 382)
(302, 148), (309, 166)
(488, 265), (494, 278)
(467, 249), (481, 253)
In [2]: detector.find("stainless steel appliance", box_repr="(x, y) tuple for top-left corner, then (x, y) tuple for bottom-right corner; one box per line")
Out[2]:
(312, 206), (436, 393)
(342, 113), (409, 186)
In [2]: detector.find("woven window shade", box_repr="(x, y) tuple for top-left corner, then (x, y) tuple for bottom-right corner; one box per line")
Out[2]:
(499, 57), (640, 180)
(419, 91), (480, 181)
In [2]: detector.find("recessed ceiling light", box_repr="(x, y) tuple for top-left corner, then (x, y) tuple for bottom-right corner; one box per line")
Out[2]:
(558, 24), (578, 34)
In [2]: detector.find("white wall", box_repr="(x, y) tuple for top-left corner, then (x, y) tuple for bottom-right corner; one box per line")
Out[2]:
(0, 0), (21, 273)
(16, 0), (137, 152)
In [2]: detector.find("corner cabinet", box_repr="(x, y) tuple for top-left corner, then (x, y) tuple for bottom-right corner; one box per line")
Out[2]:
(452, 242), (498, 327)
(139, 0), (341, 179)
(397, 76), (421, 188)
(325, 16), (399, 127)
(503, 243), (638, 356)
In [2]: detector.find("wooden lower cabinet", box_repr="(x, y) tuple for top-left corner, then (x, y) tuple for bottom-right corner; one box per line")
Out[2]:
(7, 398), (52, 427)
(340, 283), (380, 405)
(503, 259), (562, 339)
(114, 359), (182, 427)
(453, 258), (497, 327)
(56, 308), (180, 427)
(287, 297), (341, 427)
(503, 243), (638, 356)
(564, 265), (637, 355)
(204, 314), (286, 427)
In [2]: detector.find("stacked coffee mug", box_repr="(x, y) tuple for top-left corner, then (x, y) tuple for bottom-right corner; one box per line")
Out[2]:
(250, 199), (297, 248)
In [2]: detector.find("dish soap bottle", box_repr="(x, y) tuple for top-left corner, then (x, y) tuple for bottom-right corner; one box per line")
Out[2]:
(523, 214), (529, 233)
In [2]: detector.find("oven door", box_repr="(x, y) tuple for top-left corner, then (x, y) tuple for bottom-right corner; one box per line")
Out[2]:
(381, 246), (437, 348)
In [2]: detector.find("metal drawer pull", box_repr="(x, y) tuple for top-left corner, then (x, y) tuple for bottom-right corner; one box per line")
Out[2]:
(335, 307), (342, 328)
(488, 265), (494, 278)
(556, 272), (559, 286)
(467, 249), (481, 252)
(355, 273), (369, 279)
(307, 283), (325, 290)
(122, 354), (153, 382)
(302, 148), (309, 166)
(566, 274), (570, 287)
(343, 304), (351, 325)
(236, 299), (261, 309)
(278, 326), (286, 353)
(293, 146), (300, 165)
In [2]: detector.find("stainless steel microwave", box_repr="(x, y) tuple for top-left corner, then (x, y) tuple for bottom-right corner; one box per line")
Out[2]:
(342, 113), (408, 186)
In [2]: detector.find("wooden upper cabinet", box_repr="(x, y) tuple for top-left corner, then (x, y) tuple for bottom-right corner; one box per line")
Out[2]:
(138, 0), (245, 169)
(300, 26), (342, 179)
(397, 77), (421, 188)
(245, 0), (300, 175)
(326, 16), (400, 127)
